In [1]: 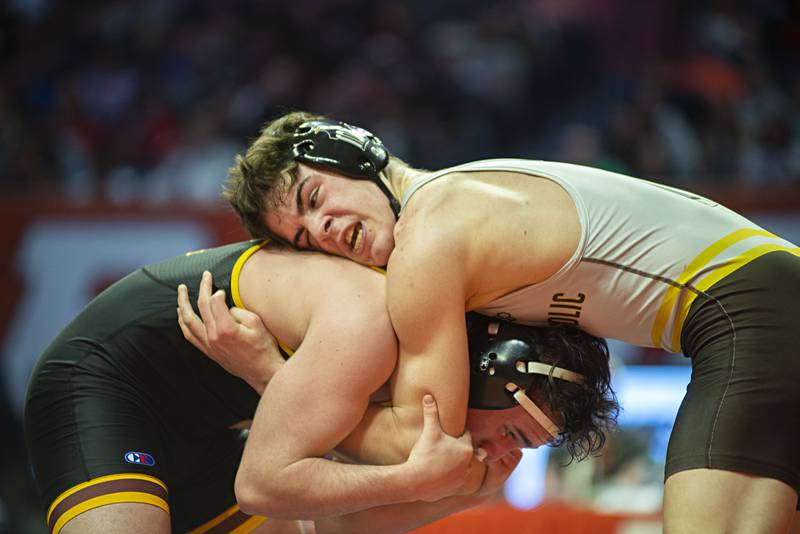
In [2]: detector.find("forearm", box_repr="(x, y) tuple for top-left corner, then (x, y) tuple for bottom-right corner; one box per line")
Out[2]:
(314, 494), (485, 534)
(237, 456), (419, 519)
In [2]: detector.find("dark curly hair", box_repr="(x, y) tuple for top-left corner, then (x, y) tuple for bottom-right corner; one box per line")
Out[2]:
(524, 325), (619, 462)
(467, 313), (619, 462)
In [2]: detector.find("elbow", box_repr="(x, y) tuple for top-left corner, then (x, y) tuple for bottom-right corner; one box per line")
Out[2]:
(234, 467), (290, 518)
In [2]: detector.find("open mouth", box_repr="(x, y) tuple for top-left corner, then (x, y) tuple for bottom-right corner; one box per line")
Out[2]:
(347, 222), (364, 252)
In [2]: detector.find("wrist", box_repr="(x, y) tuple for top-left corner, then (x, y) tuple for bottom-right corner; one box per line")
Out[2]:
(397, 458), (438, 503)
(455, 457), (487, 496)
(247, 377), (268, 395)
(250, 361), (281, 394)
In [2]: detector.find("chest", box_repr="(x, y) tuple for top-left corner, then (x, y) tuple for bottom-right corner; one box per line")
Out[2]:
(401, 172), (582, 309)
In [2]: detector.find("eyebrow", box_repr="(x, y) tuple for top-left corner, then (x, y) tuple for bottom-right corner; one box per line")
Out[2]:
(292, 177), (311, 248)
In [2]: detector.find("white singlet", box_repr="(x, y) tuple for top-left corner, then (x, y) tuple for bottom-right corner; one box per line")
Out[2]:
(399, 159), (799, 352)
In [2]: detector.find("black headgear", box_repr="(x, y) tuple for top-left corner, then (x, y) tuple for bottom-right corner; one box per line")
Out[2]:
(291, 120), (400, 216)
(467, 313), (585, 411)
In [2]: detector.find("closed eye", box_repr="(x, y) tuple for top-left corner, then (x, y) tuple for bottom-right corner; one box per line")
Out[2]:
(302, 229), (321, 250)
(509, 426), (533, 448)
(293, 226), (316, 250)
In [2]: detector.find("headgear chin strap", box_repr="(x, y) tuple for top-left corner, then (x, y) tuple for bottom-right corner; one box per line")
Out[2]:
(291, 120), (401, 217)
(467, 313), (585, 439)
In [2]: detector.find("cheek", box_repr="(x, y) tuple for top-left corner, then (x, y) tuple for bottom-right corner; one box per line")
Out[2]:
(265, 213), (290, 239)
(465, 417), (492, 442)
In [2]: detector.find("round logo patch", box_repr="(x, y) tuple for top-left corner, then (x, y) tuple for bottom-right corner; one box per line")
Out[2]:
(124, 451), (156, 466)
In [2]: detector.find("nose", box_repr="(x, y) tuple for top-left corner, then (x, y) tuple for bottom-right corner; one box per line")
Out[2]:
(309, 213), (334, 244)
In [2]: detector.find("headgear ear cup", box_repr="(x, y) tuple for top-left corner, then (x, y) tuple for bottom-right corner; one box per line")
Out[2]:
(467, 313), (585, 410)
(291, 120), (400, 216)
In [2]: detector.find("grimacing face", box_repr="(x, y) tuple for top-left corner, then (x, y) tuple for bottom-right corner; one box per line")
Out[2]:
(265, 164), (397, 266)
(466, 405), (561, 461)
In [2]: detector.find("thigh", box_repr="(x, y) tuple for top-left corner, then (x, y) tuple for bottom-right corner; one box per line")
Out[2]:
(26, 356), (170, 533)
(664, 469), (797, 534)
(61, 502), (170, 534)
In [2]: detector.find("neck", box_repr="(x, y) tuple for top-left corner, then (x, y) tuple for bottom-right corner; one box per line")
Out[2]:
(384, 160), (427, 204)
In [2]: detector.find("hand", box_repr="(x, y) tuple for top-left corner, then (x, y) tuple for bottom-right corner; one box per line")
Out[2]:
(177, 271), (284, 394)
(405, 394), (482, 503)
(475, 449), (523, 500)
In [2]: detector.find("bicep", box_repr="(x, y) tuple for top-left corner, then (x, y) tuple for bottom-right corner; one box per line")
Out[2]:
(243, 278), (396, 469)
(386, 249), (471, 439)
(242, 344), (369, 471)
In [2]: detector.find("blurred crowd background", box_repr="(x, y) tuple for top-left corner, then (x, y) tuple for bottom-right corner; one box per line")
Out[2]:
(2, 0), (799, 532)
(3, 0), (800, 203)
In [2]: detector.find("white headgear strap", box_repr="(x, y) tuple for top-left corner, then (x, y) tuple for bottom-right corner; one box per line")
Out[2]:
(505, 382), (560, 439)
(515, 361), (585, 384)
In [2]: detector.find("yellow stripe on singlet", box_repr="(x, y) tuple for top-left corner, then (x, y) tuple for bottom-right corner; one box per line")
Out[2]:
(229, 241), (386, 357)
(231, 241), (270, 309)
(650, 228), (798, 352)
(52, 491), (169, 534)
(229, 240), (295, 356)
(649, 228), (778, 349)
(186, 503), (240, 533)
(230, 516), (269, 533)
(186, 503), (268, 534)
(668, 244), (800, 351)
(47, 473), (167, 525)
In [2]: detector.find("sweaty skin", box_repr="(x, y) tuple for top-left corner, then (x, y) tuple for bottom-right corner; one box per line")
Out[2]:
(266, 166), (580, 447)
(176, 246), (508, 530)
(265, 158), (800, 533)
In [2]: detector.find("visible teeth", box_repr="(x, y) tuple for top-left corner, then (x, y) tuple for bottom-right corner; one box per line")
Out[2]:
(349, 223), (362, 250)
(353, 226), (363, 251)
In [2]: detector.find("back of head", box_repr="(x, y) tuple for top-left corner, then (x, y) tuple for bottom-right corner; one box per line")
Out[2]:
(524, 326), (619, 461)
(467, 314), (619, 461)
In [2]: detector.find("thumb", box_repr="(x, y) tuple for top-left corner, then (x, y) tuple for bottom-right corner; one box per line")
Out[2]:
(421, 394), (442, 437)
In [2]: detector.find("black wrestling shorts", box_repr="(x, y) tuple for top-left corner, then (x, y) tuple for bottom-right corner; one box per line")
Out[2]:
(666, 250), (800, 505)
(24, 242), (267, 533)
(25, 345), (266, 534)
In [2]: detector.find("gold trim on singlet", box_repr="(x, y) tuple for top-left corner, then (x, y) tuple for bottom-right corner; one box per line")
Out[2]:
(229, 240), (295, 356)
(650, 228), (799, 351)
(668, 245), (800, 351)
(229, 241), (385, 357)
(47, 473), (169, 534)
(231, 241), (270, 309)
(186, 503), (267, 534)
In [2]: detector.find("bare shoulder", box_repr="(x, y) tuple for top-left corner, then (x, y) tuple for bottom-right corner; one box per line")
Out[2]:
(239, 247), (389, 347)
(393, 166), (579, 303)
(249, 247), (382, 288)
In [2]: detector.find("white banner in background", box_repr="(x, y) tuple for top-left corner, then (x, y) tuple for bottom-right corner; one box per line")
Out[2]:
(2, 220), (212, 416)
